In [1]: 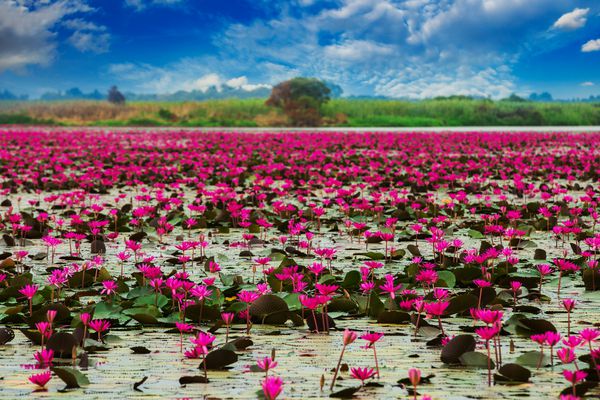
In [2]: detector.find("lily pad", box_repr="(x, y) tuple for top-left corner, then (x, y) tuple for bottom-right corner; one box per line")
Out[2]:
(459, 351), (495, 369)
(52, 366), (90, 388)
(441, 334), (476, 364)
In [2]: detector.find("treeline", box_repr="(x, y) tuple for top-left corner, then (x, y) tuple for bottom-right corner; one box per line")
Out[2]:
(1, 97), (599, 127)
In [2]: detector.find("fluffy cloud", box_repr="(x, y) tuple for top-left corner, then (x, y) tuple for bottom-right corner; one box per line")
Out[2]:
(0, 0), (95, 72)
(68, 31), (110, 53)
(64, 19), (110, 53)
(581, 81), (595, 86)
(109, 0), (590, 98)
(582, 39), (600, 52)
(108, 61), (269, 93)
(208, 0), (567, 98)
(323, 40), (394, 62)
(552, 8), (589, 30)
(124, 0), (184, 11)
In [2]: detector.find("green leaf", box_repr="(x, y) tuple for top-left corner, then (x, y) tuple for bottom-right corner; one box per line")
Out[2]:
(353, 293), (385, 318)
(129, 313), (160, 325)
(390, 249), (406, 260)
(355, 251), (385, 260)
(52, 367), (90, 388)
(318, 274), (336, 284)
(516, 351), (550, 368)
(342, 270), (361, 289)
(134, 294), (168, 308)
(126, 286), (153, 299)
(227, 302), (248, 313)
(219, 273), (235, 287)
(459, 351), (495, 369)
(437, 271), (456, 288)
(93, 302), (123, 319)
(468, 229), (485, 239)
(282, 293), (301, 311)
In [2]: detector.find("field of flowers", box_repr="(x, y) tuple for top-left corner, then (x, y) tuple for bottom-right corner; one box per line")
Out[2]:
(0, 129), (599, 399)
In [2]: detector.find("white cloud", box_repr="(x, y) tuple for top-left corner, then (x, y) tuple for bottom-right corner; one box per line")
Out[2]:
(62, 18), (107, 32)
(125, 0), (184, 11)
(108, 62), (270, 94)
(581, 81), (595, 87)
(376, 66), (515, 99)
(110, 0), (577, 98)
(63, 18), (110, 53)
(68, 31), (110, 53)
(323, 40), (394, 62)
(582, 39), (600, 52)
(0, 0), (95, 72)
(552, 8), (589, 30)
(208, 0), (564, 98)
(187, 73), (221, 91)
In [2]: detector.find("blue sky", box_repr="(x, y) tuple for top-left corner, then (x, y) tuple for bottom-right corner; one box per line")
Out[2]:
(1, 0), (599, 99)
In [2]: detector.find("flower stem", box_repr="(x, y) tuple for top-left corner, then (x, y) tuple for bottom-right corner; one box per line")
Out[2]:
(329, 345), (346, 391)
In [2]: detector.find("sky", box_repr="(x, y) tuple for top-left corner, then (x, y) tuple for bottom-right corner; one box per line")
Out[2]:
(1, 0), (600, 99)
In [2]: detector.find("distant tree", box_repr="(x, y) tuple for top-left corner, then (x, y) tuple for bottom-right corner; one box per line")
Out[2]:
(107, 86), (126, 105)
(528, 92), (553, 102)
(0, 89), (18, 100)
(65, 87), (84, 98)
(433, 95), (475, 101)
(266, 77), (331, 126)
(324, 81), (343, 98)
(502, 93), (528, 102)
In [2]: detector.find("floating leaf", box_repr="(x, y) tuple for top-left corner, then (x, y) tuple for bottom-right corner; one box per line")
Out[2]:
(437, 271), (456, 288)
(249, 294), (289, 324)
(341, 270), (361, 289)
(330, 386), (361, 398)
(441, 335), (476, 364)
(468, 229), (485, 239)
(459, 351), (495, 369)
(52, 367), (90, 388)
(377, 310), (411, 324)
(494, 363), (531, 383)
(516, 351), (550, 368)
(0, 327), (15, 345)
(199, 349), (238, 370)
(179, 376), (209, 385)
(131, 346), (151, 354)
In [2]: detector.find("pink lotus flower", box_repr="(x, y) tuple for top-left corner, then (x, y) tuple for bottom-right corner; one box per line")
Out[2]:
(563, 369), (587, 384)
(331, 329), (358, 390)
(46, 310), (57, 324)
(408, 368), (421, 400)
(580, 328), (599, 343)
(19, 284), (38, 316)
(190, 331), (215, 354)
(360, 332), (383, 378)
(29, 371), (52, 388)
(557, 348), (576, 364)
(343, 329), (358, 346)
(475, 326), (499, 341)
(80, 312), (92, 326)
(424, 301), (450, 335)
(89, 319), (111, 341)
(350, 367), (376, 385)
(379, 274), (402, 299)
(261, 376), (283, 400)
(256, 356), (278, 377)
(360, 332), (384, 346)
(101, 280), (118, 296)
(34, 348), (54, 367)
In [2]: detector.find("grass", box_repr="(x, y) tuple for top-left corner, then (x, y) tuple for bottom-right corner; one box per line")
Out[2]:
(0, 98), (599, 127)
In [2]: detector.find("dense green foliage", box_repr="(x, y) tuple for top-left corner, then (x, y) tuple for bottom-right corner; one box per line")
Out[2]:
(0, 98), (599, 127)
(266, 77), (331, 126)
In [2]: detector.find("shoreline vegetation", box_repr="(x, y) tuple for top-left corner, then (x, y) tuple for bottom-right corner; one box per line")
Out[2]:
(1, 98), (600, 127)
